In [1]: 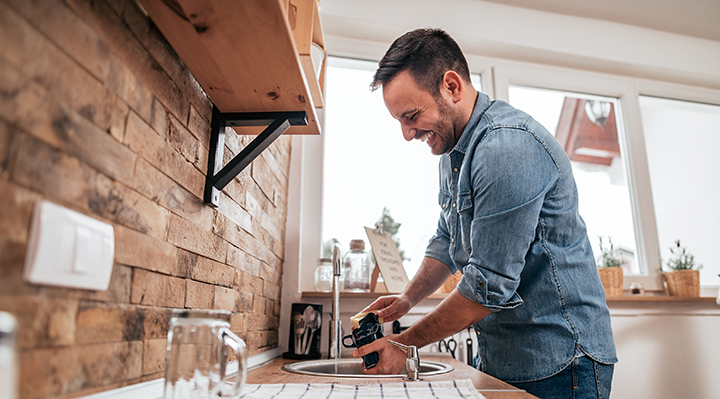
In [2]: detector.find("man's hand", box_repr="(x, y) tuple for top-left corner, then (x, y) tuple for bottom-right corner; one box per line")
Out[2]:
(360, 295), (412, 323)
(360, 257), (453, 324)
(352, 334), (407, 375)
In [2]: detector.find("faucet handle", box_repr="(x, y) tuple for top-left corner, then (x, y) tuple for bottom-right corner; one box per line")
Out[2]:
(388, 340), (421, 381)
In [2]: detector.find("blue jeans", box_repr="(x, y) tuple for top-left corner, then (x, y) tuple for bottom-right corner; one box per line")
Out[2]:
(510, 356), (614, 399)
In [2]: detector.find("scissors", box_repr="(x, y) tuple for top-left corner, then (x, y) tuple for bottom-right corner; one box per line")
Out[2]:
(438, 336), (457, 359)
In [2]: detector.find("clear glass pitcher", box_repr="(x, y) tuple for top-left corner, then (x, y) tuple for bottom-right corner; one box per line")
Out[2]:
(164, 310), (247, 399)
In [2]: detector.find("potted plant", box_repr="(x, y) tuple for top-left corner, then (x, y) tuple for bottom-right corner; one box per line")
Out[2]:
(662, 240), (702, 297)
(596, 236), (624, 297)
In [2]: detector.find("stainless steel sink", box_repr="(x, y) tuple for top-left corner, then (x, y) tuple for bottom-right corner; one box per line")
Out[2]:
(282, 358), (454, 378)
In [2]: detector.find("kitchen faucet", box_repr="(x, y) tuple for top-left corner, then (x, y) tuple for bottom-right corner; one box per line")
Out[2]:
(328, 243), (342, 359)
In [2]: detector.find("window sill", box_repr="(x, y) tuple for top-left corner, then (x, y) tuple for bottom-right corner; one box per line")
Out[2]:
(301, 291), (449, 300)
(302, 291), (717, 303)
(606, 295), (717, 303)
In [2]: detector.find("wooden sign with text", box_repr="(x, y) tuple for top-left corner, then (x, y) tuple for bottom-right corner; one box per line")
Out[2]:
(364, 226), (410, 293)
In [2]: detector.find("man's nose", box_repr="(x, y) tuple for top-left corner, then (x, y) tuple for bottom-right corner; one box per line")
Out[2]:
(401, 124), (416, 142)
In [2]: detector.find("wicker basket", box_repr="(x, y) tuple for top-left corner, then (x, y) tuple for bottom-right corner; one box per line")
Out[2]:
(440, 270), (463, 293)
(664, 269), (700, 297)
(598, 267), (623, 297)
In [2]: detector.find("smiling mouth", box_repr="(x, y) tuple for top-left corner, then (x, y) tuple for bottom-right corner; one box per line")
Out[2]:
(417, 130), (435, 144)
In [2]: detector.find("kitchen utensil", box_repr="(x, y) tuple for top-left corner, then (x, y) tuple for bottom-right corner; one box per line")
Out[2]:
(293, 311), (306, 355)
(438, 337), (457, 359)
(163, 309), (246, 399)
(301, 305), (314, 354)
(466, 328), (474, 366)
(305, 308), (322, 355)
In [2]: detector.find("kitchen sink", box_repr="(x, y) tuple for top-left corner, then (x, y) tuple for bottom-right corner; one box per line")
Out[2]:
(282, 358), (454, 378)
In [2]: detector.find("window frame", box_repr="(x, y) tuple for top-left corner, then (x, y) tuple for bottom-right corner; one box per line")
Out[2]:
(284, 50), (720, 294)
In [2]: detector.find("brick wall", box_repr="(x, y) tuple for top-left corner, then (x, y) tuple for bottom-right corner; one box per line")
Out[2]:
(0, 0), (289, 397)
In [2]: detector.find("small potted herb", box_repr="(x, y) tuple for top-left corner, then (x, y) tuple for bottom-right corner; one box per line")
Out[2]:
(596, 236), (624, 297)
(662, 240), (702, 297)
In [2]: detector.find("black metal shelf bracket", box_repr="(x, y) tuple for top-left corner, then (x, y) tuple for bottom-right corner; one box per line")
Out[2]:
(204, 106), (307, 206)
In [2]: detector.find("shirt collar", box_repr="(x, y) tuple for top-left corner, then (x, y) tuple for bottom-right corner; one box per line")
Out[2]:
(451, 91), (492, 156)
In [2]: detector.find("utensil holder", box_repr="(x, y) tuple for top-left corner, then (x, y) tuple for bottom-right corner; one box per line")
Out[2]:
(283, 303), (323, 359)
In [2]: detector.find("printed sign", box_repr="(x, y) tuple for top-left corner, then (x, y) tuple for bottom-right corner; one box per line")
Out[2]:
(364, 226), (410, 293)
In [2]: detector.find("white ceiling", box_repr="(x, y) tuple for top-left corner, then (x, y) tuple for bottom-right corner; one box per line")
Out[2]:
(319, 0), (720, 90)
(481, 0), (720, 42)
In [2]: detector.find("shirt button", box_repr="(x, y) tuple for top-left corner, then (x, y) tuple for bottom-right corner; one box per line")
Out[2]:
(442, 203), (446, 209)
(452, 203), (456, 208)
(451, 238), (455, 243)
(453, 167), (458, 172)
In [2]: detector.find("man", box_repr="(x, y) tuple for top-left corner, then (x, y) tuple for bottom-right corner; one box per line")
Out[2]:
(353, 28), (617, 399)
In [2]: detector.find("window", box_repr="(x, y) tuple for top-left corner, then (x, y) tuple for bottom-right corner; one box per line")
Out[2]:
(508, 86), (641, 274)
(321, 57), (481, 279)
(289, 54), (720, 293)
(639, 96), (720, 286)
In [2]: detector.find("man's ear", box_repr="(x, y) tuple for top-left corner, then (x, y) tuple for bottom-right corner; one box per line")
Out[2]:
(442, 71), (465, 103)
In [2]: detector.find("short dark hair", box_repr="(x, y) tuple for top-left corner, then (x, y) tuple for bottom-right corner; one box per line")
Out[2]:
(371, 28), (471, 97)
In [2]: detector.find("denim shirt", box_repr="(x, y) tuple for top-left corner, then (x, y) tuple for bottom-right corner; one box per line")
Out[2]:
(425, 92), (617, 383)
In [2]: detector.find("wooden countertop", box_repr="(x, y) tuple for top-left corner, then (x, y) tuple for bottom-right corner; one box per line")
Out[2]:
(247, 355), (537, 399)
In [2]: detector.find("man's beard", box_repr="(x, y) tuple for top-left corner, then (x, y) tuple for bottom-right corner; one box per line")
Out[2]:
(430, 99), (461, 155)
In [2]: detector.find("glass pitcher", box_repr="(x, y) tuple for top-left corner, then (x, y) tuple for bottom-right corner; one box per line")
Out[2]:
(164, 310), (247, 399)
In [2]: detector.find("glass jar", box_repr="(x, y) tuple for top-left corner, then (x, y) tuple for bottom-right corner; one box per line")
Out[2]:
(164, 309), (247, 399)
(343, 239), (373, 292)
(0, 312), (18, 399)
(314, 258), (333, 292)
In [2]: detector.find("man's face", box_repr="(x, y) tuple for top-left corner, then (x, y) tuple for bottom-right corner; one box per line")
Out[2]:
(382, 71), (461, 155)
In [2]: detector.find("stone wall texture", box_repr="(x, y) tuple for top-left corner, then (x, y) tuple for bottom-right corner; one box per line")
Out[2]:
(0, 0), (290, 397)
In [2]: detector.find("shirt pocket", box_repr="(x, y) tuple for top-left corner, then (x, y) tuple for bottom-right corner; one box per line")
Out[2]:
(457, 192), (474, 252)
(438, 190), (453, 220)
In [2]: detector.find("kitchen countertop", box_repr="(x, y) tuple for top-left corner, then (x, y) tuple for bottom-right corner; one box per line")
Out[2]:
(247, 354), (537, 399)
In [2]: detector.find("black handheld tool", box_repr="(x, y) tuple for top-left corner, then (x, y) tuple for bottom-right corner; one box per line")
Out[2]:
(438, 337), (457, 359)
(466, 328), (474, 366)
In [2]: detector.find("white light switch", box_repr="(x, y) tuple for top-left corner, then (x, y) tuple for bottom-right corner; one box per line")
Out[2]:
(24, 201), (114, 290)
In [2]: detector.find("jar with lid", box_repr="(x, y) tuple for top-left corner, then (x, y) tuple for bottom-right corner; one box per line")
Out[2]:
(343, 239), (373, 292)
(314, 258), (335, 292)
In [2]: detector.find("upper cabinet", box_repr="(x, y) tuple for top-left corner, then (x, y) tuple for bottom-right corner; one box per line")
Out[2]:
(137, 0), (326, 135)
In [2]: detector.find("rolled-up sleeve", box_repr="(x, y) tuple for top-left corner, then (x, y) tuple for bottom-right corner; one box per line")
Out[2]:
(455, 129), (559, 311)
(424, 210), (456, 274)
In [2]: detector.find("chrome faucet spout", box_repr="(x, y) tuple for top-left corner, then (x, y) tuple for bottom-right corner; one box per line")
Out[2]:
(329, 243), (343, 359)
(388, 340), (422, 381)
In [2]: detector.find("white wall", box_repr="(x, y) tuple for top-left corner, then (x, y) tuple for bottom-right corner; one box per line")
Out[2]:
(609, 301), (720, 399)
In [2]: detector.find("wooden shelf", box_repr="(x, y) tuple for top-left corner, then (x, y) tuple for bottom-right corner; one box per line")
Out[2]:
(137, 0), (323, 135)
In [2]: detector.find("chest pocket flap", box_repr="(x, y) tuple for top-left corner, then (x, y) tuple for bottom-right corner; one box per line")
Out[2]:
(457, 192), (473, 212)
